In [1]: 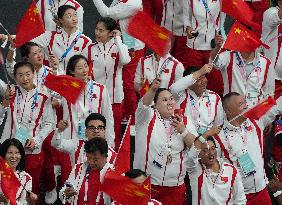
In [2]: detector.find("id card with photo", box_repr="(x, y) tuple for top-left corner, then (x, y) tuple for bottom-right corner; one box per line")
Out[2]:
(238, 152), (256, 177)
(77, 122), (86, 139)
(15, 127), (29, 146)
(122, 32), (136, 49)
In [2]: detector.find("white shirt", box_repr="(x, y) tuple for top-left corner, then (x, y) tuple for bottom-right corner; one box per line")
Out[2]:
(183, 0), (222, 50)
(261, 6), (282, 80)
(111, 199), (162, 205)
(214, 51), (274, 107)
(59, 162), (112, 205)
(170, 74), (224, 134)
(214, 96), (282, 194)
(58, 80), (115, 148)
(133, 100), (197, 186)
(37, 0), (84, 32)
(0, 86), (55, 154)
(161, 0), (186, 36)
(187, 147), (246, 205)
(92, 0), (145, 51)
(32, 29), (92, 74)
(134, 53), (184, 91)
(88, 36), (131, 104)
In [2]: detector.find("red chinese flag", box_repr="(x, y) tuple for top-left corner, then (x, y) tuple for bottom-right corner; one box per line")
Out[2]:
(44, 74), (86, 104)
(140, 79), (150, 97)
(223, 22), (269, 52)
(0, 157), (21, 205)
(15, 0), (45, 48)
(127, 11), (171, 57)
(114, 116), (132, 174)
(100, 170), (150, 205)
(244, 96), (277, 120)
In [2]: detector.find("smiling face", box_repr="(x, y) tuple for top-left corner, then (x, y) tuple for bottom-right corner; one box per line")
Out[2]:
(5, 145), (21, 171)
(154, 90), (176, 119)
(189, 74), (208, 96)
(27, 46), (44, 68)
(15, 65), (34, 91)
(199, 140), (217, 168)
(95, 22), (112, 44)
(72, 58), (89, 81)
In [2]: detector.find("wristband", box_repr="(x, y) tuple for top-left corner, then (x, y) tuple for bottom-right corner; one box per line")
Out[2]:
(180, 129), (189, 138)
(273, 190), (282, 198)
(194, 135), (206, 143)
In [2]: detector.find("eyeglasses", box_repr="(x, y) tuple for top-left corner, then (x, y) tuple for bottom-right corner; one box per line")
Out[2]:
(86, 125), (105, 132)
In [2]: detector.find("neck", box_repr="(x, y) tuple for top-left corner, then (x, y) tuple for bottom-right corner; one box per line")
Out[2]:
(63, 27), (77, 36)
(241, 52), (255, 63)
(228, 116), (246, 127)
(34, 64), (41, 72)
(194, 90), (204, 97)
(207, 161), (220, 173)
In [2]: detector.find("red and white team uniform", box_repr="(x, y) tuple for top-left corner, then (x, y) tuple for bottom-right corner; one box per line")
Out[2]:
(0, 171), (32, 205)
(37, 0), (84, 32)
(161, 0), (188, 67)
(88, 36), (131, 147)
(134, 53), (184, 91)
(58, 80), (115, 149)
(0, 86), (55, 197)
(52, 136), (117, 166)
(170, 74), (224, 135)
(261, 6), (282, 96)
(270, 120), (282, 181)
(214, 51), (274, 107)
(133, 100), (197, 204)
(142, 0), (163, 25)
(92, 0), (145, 120)
(187, 146), (246, 205)
(59, 162), (112, 205)
(214, 97), (282, 205)
(32, 29), (92, 74)
(111, 199), (162, 205)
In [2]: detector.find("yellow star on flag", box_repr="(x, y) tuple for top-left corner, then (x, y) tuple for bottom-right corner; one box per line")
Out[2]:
(234, 28), (241, 35)
(70, 81), (81, 88)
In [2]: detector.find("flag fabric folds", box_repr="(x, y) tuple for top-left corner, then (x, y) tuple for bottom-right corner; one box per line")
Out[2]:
(114, 116), (132, 174)
(0, 156), (21, 205)
(223, 21), (269, 52)
(140, 79), (150, 97)
(127, 11), (171, 57)
(44, 74), (86, 104)
(244, 96), (277, 120)
(100, 170), (150, 205)
(15, 0), (45, 48)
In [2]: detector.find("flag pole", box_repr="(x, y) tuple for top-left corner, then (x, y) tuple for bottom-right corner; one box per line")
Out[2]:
(211, 42), (225, 65)
(0, 22), (11, 36)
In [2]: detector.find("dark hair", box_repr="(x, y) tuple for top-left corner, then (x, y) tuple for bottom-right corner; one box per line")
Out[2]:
(272, 0), (278, 6)
(57, 5), (76, 19)
(84, 137), (108, 157)
(0, 139), (26, 171)
(96, 17), (118, 32)
(85, 113), (106, 127)
(222, 92), (241, 108)
(20, 42), (40, 60)
(124, 169), (147, 179)
(153, 88), (169, 104)
(14, 61), (35, 76)
(183, 66), (199, 77)
(66, 54), (88, 76)
(206, 136), (217, 147)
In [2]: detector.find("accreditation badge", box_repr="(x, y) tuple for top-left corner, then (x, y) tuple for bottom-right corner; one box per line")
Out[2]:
(15, 126), (29, 146)
(77, 122), (86, 139)
(237, 152), (256, 177)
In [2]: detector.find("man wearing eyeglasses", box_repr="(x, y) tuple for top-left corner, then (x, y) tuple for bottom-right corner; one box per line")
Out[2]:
(51, 112), (117, 167)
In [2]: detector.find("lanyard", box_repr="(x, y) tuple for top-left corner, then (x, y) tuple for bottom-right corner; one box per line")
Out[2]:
(59, 32), (82, 62)
(36, 65), (47, 88)
(16, 88), (39, 126)
(268, 32), (282, 43)
(48, 0), (58, 17)
(76, 81), (94, 120)
(189, 93), (211, 125)
(201, 0), (217, 28)
(156, 57), (172, 77)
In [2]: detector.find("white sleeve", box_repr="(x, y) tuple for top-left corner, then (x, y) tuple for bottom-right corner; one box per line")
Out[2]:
(174, 62), (185, 82)
(214, 99), (224, 126)
(81, 36), (92, 58)
(31, 31), (52, 49)
(51, 129), (77, 154)
(212, 51), (231, 71)
(134, 59), (143, 92)
(59, 166), (76, 204)
(33, 97), (56, 148)
(169, 74), (196, 101)
(232, 169), (247, 205)
(0, 104), (8, 125)
(5, 59), (15, 78)
(0, 79), (7, 97)
(92, 0), (142, 20)
(115, 36), (131, 65)
(135, 98), (154, 127)
(183, 0), (192, 28)
(187, 145), (201, 174)
(259, 96), (282, 129)
(263, 8), (282, 31)
(101, 86), (115, 149)
(77, 6), (84, 32)
(262, 62), (275, 98)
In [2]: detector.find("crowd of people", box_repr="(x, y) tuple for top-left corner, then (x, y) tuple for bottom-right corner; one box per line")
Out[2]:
(0, 0), (282, 204)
